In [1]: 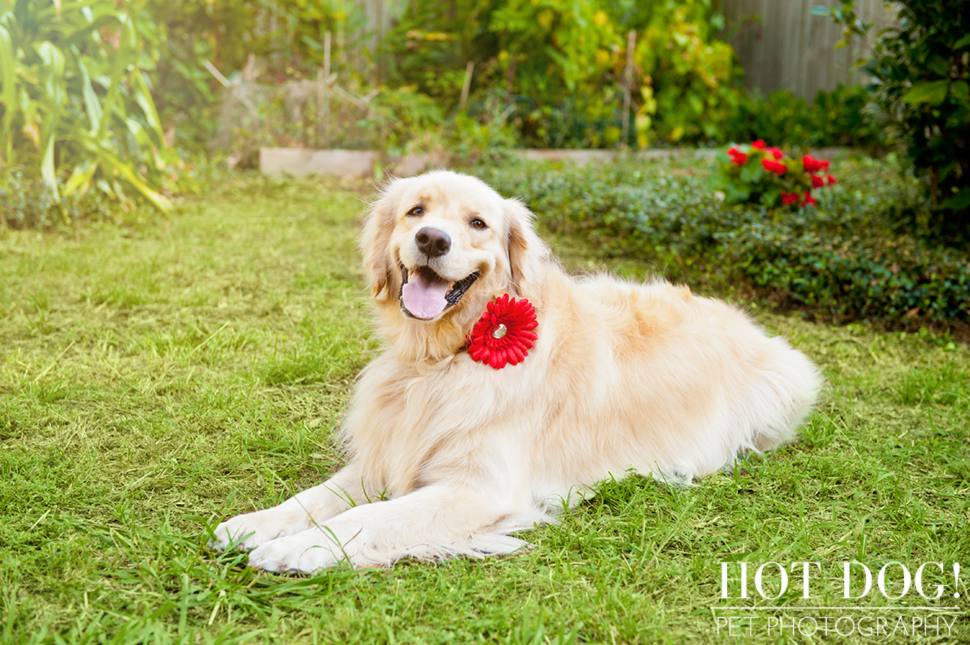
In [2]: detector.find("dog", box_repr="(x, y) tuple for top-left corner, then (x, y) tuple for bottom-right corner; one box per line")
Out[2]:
(213, 170), (822, 573)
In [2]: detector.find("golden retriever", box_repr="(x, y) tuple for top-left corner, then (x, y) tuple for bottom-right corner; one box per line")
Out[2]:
(213, 170), (822, 572)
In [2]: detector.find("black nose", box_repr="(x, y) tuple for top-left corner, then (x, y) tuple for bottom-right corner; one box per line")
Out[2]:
(415, 227), (451, 258)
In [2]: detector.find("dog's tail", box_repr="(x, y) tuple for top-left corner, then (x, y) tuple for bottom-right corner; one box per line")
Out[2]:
(743, 337), (823, 454)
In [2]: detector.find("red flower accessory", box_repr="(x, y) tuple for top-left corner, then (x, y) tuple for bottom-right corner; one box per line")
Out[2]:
(467, 294), (538, 369)
(727, 146), (747, 165)
(762, 158), (787, 175)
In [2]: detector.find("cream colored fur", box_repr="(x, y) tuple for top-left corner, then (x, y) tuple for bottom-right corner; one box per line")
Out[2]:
(214, 170), (822, 573)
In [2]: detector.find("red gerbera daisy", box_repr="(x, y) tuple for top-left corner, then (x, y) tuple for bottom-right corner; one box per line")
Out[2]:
(467, 294), (538, 369)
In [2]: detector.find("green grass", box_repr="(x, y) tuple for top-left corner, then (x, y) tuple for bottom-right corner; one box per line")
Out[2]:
(1, 170), (968, 644)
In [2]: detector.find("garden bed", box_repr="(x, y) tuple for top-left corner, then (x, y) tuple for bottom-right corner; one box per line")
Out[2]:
(472, 155), (970, 336)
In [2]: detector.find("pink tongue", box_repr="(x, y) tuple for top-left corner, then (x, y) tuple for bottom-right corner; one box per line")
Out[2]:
(401, 272), (450, 319)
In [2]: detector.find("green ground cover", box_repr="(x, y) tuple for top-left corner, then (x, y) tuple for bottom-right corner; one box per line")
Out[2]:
(1, 168), (968, 644)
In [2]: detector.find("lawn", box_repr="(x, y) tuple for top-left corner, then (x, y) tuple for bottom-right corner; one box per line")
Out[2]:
(1, 167), (968, 644)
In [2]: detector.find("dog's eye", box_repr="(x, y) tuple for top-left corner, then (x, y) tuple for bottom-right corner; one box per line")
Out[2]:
(470, 218), (488, 230)
(406, 206), (423, 217)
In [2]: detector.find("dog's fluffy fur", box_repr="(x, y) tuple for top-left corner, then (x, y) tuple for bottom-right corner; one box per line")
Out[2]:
(214, 170), (822, 572)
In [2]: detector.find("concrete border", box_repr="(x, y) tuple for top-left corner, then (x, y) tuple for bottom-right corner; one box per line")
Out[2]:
(259, 146), (853, 177)
(260, 148), (380, 177)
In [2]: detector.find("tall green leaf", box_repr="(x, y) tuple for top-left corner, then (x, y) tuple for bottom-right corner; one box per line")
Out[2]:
(97, 17), (133, 141)
(78, 58), (102, 133)
(0, 23), (17, 159)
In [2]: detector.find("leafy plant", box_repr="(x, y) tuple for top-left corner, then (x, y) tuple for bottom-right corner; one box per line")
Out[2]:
(0, 0), (171, 211)
(146, 0), (374, 151)
(380, 0), (741, 149)
(817, 0), (970, 238)
(0, 164), (118, 228)
(623, 0), (739, 145)
(712, 140), (837, 207)
(726, 85), (884, 149)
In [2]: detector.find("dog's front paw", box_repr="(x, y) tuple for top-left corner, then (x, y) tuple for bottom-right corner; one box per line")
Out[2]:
(248, 529), (344, 573)
(212, 508), (311, 551)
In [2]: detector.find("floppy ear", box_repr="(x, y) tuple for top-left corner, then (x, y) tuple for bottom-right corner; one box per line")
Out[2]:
(504, 198), (549, 298)
(361, 179), (405, 299)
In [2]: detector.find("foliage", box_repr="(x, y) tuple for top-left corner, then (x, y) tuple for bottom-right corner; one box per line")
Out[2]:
(0, 165), (120, 228)
(145, 0), (374, 150)
(0, 0), (173, 211)
(144, 0), (880, 155)
(726, 84), (885, 149)
(382, 0), (741, 149)
(818, 0), (970, 238)
(477, 156), (970, 325)
(712, 140), (837, 208)
(623, 0), (739, 145)
(216, 83), (444, 159)
(445, 91), (519, 162)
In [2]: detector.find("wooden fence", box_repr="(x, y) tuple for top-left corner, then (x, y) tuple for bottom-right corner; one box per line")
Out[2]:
(721, 0), (896, 98)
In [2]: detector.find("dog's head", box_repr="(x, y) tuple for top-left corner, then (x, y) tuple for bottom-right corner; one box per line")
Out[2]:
(361, 171), (549, 359)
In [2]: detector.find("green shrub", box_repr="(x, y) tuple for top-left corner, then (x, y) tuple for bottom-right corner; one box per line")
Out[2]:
(819, 0), (970, 238)
(0, 165), (121, 229)
(726, 85), (884, 150)
(474, 156), (970, 325)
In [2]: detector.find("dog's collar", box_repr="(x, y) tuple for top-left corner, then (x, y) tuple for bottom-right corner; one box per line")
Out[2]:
(464, 294), (538, 369)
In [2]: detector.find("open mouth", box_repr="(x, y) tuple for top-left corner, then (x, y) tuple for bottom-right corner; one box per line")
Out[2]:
(399, 264), (480, 320)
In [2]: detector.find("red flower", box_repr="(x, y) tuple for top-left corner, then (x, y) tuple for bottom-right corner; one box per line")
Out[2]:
(467, 294), (538, 369)
(762, 158), (787, 175)
(766, 147), (785, 160)
(751, 140), (766, 149)
(802, 154), (831, 173)
(782, 191), (799, 205)
(802, 191), (817, 206)
(827, 174), (837, 185)
(727, 146), (748, 165)
(811, 174), (824, 189)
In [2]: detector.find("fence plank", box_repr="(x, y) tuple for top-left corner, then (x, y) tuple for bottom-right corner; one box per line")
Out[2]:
(722, 0), (895, 98)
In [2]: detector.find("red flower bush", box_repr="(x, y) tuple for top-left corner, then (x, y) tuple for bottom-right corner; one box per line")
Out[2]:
(727, 147), (747, 165)
(762, 158), (787, 175)
(713, 140), (838, 208)
(467, 294), (538, 369)
(802, 154), (831, 173)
